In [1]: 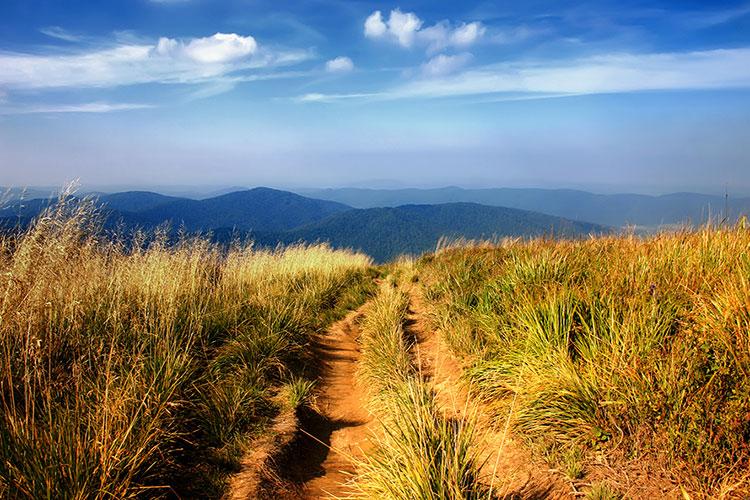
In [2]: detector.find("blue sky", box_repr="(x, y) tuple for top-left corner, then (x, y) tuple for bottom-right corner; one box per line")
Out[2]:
(0, 0), (749, 194)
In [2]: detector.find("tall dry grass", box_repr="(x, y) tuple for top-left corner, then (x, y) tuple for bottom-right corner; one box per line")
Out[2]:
(0, 196), (372, 498)
(418, 224), (750, 497)
(354, 284), (489, 499)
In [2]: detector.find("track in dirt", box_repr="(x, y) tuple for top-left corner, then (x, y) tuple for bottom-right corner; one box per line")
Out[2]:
(284, 306), (373, 499)
(403, 286), (574, 500)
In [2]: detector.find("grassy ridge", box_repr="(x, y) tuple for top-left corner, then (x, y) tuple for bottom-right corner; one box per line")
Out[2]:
(354, 283), (489, 499)
(417, 226), (750, 497)
(0, 197), (372, 498)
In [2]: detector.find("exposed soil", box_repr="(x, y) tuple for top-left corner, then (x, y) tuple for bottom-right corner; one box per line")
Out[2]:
(228, 279), (684, 499)
(287, 306), (373, 499)
(226, 408), (299, 500)
(404, 285), (575, 500)
(226, 306), (373, 500)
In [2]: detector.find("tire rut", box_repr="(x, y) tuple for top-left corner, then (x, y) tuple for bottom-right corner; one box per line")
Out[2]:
(290, 306), (373, 499)
(403, 285), (574, 500)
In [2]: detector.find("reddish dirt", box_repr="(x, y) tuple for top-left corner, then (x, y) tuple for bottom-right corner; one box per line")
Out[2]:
(291, 306), (373, 499)
(227, 306), (373, 500)
(404, 285), (575, 500)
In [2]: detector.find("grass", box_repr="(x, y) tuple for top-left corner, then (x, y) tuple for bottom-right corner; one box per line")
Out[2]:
(354, 283), (490, 499)
(586, 482), (622, 500)
(3, 192), (748, 498)
(0, 195), (373, 498)
(417, 225), (750, 497)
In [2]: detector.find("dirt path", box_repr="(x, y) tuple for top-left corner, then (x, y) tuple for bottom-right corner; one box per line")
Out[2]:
(404, 285), (575, 499)
(286, 306), (373, 499)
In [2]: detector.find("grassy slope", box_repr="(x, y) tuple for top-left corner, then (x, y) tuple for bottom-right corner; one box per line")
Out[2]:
(416, 227), (750, 497)
(0, 198), (374, 498)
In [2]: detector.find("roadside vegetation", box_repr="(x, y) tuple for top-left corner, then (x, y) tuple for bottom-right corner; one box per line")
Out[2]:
(354, 282), (490, 499)
(0, 196), (373, 498)
(417, 225), (750, 497)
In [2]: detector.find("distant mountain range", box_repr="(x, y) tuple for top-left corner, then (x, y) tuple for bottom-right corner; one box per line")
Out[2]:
(296, 187), (750, 228)
(0, 187), (604, 262)
(248, 203), (604, 262)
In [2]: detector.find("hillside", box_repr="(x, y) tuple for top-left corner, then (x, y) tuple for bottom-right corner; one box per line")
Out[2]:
(0, 188), (353, 233)
(98, 191), (182, 212)
(2, 189), (607, 261)
(298, 186), (750, 228)
(250, 202), (606, 262)
(123, 187), (352, 231)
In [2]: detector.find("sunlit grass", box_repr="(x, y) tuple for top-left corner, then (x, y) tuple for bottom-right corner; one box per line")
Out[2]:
(0, 194), (372, 498)
(354, 283), (489, 499)
(418, 224), (750, 496)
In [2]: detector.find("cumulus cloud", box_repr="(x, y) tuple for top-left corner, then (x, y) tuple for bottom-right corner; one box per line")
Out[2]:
(422, 53), (472, 77)
(297, 47), (750, 102)
(387, 9), (423, 47)
(0, 32), (308, 90)
(155, 33), (257, 63)
(364, 11), (387, 38)
(325, 56), (354, 72)
(364, 9), (484, 51)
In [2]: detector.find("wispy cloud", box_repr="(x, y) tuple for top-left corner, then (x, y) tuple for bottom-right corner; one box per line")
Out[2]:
(673, 2), (750, 29)
(421, 53), (472, 77)
(297, 47), (750, 102)
(39, 26), (83, 43)
(295, 92), (379, 103)
(0, 102), (153, 115)
(0, 32), (312, 90)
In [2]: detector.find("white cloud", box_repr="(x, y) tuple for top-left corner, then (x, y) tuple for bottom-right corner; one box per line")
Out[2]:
(0, 32), (308, 90)
(422, 53), (472, 77)
(296, 47), (750, 102)
(296, 92), (378, 103)
(450, 23), (485, 47)
(154, 33), (257, 63)
(0, 102), (153, 114)
(184, 33), (256, 63)
(364, 9), (484, 51)
(387, 9), (423, 47)
(364, 11), (387, 38)
(325, 56), (354, 73)
(39, 26), (82, 42)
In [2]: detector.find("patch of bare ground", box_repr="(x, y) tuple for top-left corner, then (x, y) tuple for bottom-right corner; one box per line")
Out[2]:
(292, 306), (373, 499)
(404, 285), (575, 500)
(225, 306), (373, 499)
(225, 408), (299, 500)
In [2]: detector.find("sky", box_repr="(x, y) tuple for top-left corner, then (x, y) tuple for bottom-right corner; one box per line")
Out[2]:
(0, 0), (749, 194)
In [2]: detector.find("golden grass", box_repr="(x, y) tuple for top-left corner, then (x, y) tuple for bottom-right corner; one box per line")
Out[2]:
(354, 283), (489, 499)
(0, 196), (372, 498)
(418, 224), (750, 498)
